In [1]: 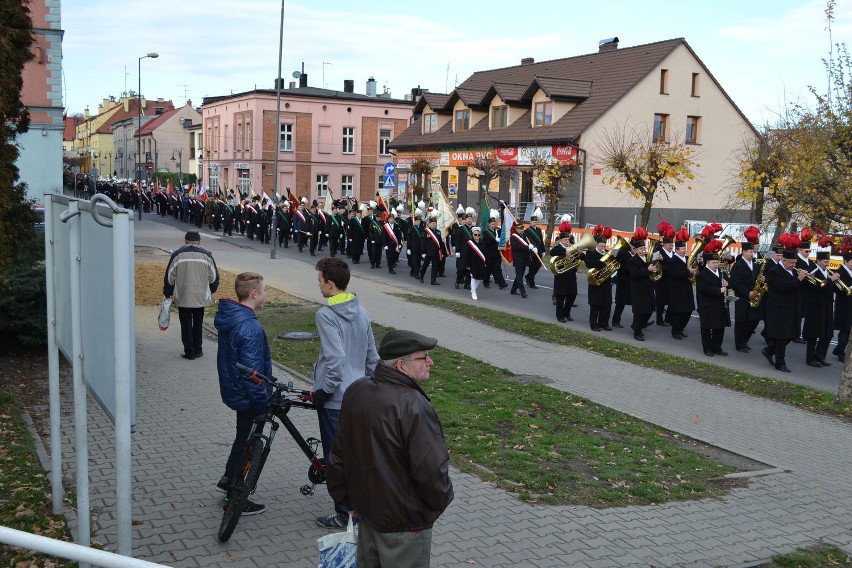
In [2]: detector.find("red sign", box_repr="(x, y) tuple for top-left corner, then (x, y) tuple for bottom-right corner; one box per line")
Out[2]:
(592, 168), (602, 175)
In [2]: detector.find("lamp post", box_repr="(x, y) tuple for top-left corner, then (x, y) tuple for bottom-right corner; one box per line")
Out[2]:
(137, 52), (159, 186)
(171, 148), (183, 188)
(271, 0), (285, 259)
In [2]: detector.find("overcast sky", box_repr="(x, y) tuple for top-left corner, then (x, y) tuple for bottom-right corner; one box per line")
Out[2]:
(61, 0), (850, 126)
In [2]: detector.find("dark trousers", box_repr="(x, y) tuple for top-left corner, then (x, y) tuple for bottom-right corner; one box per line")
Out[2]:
(225, 410), (259, 483)
(806, 338), (831, 363)
(317, 407), (349, 516)
(765, 339), (791, 366)
(555, 293), (577, 319)
(656, 305), (669, 324)
(589, 303), (612, 329)
(526, 261), (541, 285)
(631, 311), (652, 334)
(511, 264), (527, 294)
(484, 259), (507, 287)
(669, 311), (691, 336)
(612, 303), (626, 325)
(734, 320), (760, 349)
(701, 328), (725, 353)
(834, 329), (850, 359)
(419, 257), (439, 283)
(178, 306), (205, 356)
(410, 254), (422, 277)
(386, 249), (399, 270)
(297, 232), (307, 251)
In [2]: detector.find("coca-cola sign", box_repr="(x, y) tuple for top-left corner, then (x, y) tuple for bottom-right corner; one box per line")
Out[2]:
(496, 145), (579, 166)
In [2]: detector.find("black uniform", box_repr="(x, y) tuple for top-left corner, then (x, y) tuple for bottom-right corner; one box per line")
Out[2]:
(481, 226), (507, 289)
(348, 214), (366, 264)
(382, 220), (404, 273)
(612, 248), (633, 327)
(803, 268), (835, 365)
(697, 266), (731, 355)
(584, 246), (613, 331)
(666, 253), (695, 339)
(629, 253), (655, 339)
(763, 263), (803, 370)
(407, 220), (424, 278)
(420, 225), (444, 285)
(523, 225), (545, 288)
(550, 241), (578, 322)
(729, 256), (763, 350)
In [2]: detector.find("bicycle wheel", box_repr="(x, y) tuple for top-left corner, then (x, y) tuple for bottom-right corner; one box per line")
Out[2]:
(217, 438), (265, 542)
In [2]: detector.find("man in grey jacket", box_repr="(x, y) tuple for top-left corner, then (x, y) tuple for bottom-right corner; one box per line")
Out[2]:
(163, 231), (219, 360)
(313, 257), (379, 528)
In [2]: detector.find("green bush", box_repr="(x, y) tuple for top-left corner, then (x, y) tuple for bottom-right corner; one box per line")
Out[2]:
(0, 259), (47, 350)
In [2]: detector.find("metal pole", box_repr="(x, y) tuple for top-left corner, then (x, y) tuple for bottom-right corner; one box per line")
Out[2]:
(270, 0), (285, 259)
(44, 198), (63, 515)
(113, 208), (132, 556)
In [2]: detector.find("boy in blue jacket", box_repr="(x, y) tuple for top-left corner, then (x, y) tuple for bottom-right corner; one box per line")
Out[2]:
(214, 272), (271, 515)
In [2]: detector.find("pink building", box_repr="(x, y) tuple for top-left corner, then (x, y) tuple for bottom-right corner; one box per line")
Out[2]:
(201, 78), (413, 203)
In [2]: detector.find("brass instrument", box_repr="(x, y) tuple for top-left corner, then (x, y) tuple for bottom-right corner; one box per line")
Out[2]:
(748, 259), (768, 309)
(587, 235), (630, 286)
(686, 238), (706, 283)
(646, 239), (664, 282)
(797, 268), (827, 287)
(549, 233), (597, 274)
(829, 269), (852, 296)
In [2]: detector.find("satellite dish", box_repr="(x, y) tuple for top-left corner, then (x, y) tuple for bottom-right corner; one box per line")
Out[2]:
(292, 71), (302, 79)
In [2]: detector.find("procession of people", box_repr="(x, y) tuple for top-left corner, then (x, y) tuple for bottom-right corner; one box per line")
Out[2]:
(146, 184), (851, 374)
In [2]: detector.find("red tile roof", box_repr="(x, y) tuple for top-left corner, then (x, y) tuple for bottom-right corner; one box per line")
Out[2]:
(136, 107), (179, 136)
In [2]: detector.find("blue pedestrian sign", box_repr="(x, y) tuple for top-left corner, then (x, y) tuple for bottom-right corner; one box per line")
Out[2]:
(383, 174), (396, 189)
(383, 162), (395, 176)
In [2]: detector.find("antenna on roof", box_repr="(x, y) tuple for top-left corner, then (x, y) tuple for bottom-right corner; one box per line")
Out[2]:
(445, 63), (449, 93)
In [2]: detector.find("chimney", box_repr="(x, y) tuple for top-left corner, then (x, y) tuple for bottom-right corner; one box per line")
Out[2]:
(274, 77), (287, 90)
(299, 73), (308, 88)
(598, 37), (619, 52)
(366, 76), (377, 97)
(343, 79), (354, 93)
(521, 57), (535, 65)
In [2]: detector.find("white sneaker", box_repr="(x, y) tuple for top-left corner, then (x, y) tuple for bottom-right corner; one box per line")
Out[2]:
(471, 292), (478, 300)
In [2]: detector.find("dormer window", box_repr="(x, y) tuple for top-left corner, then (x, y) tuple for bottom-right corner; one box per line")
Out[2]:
(423, 113), (438, 133)
(455, 109), (470, 131)
(534, 102), (552, 126)
(491, 106), (507, 129)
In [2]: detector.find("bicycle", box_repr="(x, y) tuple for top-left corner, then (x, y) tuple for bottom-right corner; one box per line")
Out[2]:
(217, 363), (325, 543)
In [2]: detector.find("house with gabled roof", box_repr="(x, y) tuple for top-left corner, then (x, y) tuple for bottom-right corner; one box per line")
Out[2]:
(390, 37), (759, 230)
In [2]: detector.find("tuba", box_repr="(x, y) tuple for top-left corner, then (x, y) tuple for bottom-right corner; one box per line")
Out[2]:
(646, 239), (664, 282)
(587, 235), (630, 286)
(550, 233), (597, 274)
(687, 238), (706, 283)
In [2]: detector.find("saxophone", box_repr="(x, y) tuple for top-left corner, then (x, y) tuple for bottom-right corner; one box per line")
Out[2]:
(748, 259), (768, 309)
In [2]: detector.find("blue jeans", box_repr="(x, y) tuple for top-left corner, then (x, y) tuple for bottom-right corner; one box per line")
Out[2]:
(318, 406), (349, 516)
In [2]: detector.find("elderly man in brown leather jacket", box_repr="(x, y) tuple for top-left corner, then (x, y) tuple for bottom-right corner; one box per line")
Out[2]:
(327, 330), (453, 568)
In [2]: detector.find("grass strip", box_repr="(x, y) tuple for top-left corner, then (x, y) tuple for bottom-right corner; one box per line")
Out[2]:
(257, 301), (739, 507)
(768, 544), (851, 567)
(0, 387), (73, 566)
(396, 293), (852, 420)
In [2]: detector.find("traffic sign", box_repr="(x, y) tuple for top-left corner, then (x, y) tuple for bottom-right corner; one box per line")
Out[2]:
(383, 162), (395, 175)
(383, 175), (395, 189)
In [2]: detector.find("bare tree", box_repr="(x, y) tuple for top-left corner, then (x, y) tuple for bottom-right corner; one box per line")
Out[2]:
(466, 155), (517, 204)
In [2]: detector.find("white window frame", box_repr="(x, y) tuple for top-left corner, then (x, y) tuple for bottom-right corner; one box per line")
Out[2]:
(280, 123), (293, 152)
(341, 174), (354, 197)
(379, 129), (392, 155)
(316, 174), (329, 197)
(342, 127), (355, 154)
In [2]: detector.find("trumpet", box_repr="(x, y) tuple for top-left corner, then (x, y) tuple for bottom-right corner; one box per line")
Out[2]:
(797, 268), (827, 287)
(828, 269), (852, 296)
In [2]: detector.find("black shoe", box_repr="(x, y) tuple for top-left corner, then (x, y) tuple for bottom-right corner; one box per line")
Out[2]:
(776, 364), (792, 372)
(612, 323), (624, 328)
(464, 284), (471, 290)
(601, 326), (613, 331)
(557, 317), (567, 323)
(838, 354), (846, 362)
(419, 277), (425, 283)
(483, 283), (490, 288)
(455, 283), (460, 289)
(642, 322), (653, 329)
(634, 333), (645, 341)
(807, 360), (823, 367)
(521, 292), (528, 298)
(431, 281), (440, 285)
(657, 321), (670, 327)
(499, 284), (508, 290)
(736, 347), (749, 353)
(565, 315), (573, 321)
(572, 304), (578, 307)
(181, 353), (195, 360)
(792, 337), (806, 344)
(715, 350), (729, 356)
(528, 283), (538, 289)
(591, 326), (602, 332)
(761, 348), (775, 366)
(742, 345), (752, 352)
(818, 359), (831, 367)
(680, 332), (689, 338)
(310, 251), (315, 256)
(672, 333), (683, 340)
(510, 290), (519, 295)
(389, 268), (396, 274)
(704, 350), (715, 357)
(194, 351), (203, 358)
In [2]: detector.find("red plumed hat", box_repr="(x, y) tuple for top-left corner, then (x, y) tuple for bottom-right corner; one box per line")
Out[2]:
(630, 227), (648, 247)
(744, 225), (760, 243)
(559, 221), (572, 237)
(602, 226), (613, 239)
(675, 226), (690, 244)
(800, 227), (813, 242)
(592, 224), (603, 237)
(704, 239), (722, 254)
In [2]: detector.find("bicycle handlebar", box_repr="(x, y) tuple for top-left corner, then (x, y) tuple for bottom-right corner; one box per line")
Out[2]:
(235, 363), (314, 398)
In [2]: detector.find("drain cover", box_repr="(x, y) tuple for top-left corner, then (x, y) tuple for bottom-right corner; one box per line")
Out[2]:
(277, 331), (319, 340)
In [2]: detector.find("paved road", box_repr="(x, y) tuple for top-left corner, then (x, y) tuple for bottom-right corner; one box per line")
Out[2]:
(48, 216), (852, 567)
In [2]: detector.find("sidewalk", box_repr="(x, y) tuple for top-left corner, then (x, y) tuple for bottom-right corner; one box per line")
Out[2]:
(55, 221), (852, 567)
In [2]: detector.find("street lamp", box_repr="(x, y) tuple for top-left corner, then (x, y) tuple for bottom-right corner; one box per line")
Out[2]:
(137, 52), (159, 185)
(171, 148), (183, 188)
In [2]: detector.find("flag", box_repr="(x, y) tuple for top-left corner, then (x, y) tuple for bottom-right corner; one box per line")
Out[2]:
(499, 200), (515, 265)
(376, 192), (389, 222)
(168, 181), (174, 196)
(153, 178), (159, 194)
(479, 196), (490, 234)
(198, 183), (207, 202)
(433, 186), (456, 237)
(323, 187), (335, 215)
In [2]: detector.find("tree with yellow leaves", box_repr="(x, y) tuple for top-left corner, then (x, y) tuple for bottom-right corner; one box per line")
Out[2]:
(529, 153), (580, 244)
(597, 125), (697, 228)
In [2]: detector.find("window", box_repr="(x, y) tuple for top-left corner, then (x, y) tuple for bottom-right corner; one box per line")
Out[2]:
(491, 106), (507, 129)
(224, 125), (229, 152)
(534, 102), (552, 126)
(245, 121), (251, 151)
(686, 116), (700, 144)
(236, 123), (243, 153)
(691, 73), (700, 97)
(660, 69), (669, 94)
(209, 171), (218, 193)
(653, 113), (669, 143)
(280, 123), (293, 151)
(379, 129), (391, 155)
(238, 170), (250, 194)
(455, 109), (470, 131)
(342, 127), (355, 154)
(423, 113), (438, 133)
(377, 174), (384, 192)
(341, 174), (354, 197)
(316, 174), (329, 197)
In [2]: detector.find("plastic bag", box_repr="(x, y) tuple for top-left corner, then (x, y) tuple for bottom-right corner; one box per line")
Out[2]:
(158, 297), (172, 331)
(317, 515), (357, 568)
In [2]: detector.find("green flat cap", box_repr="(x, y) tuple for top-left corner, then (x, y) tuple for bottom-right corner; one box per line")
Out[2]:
(378, 330), (438, 360)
